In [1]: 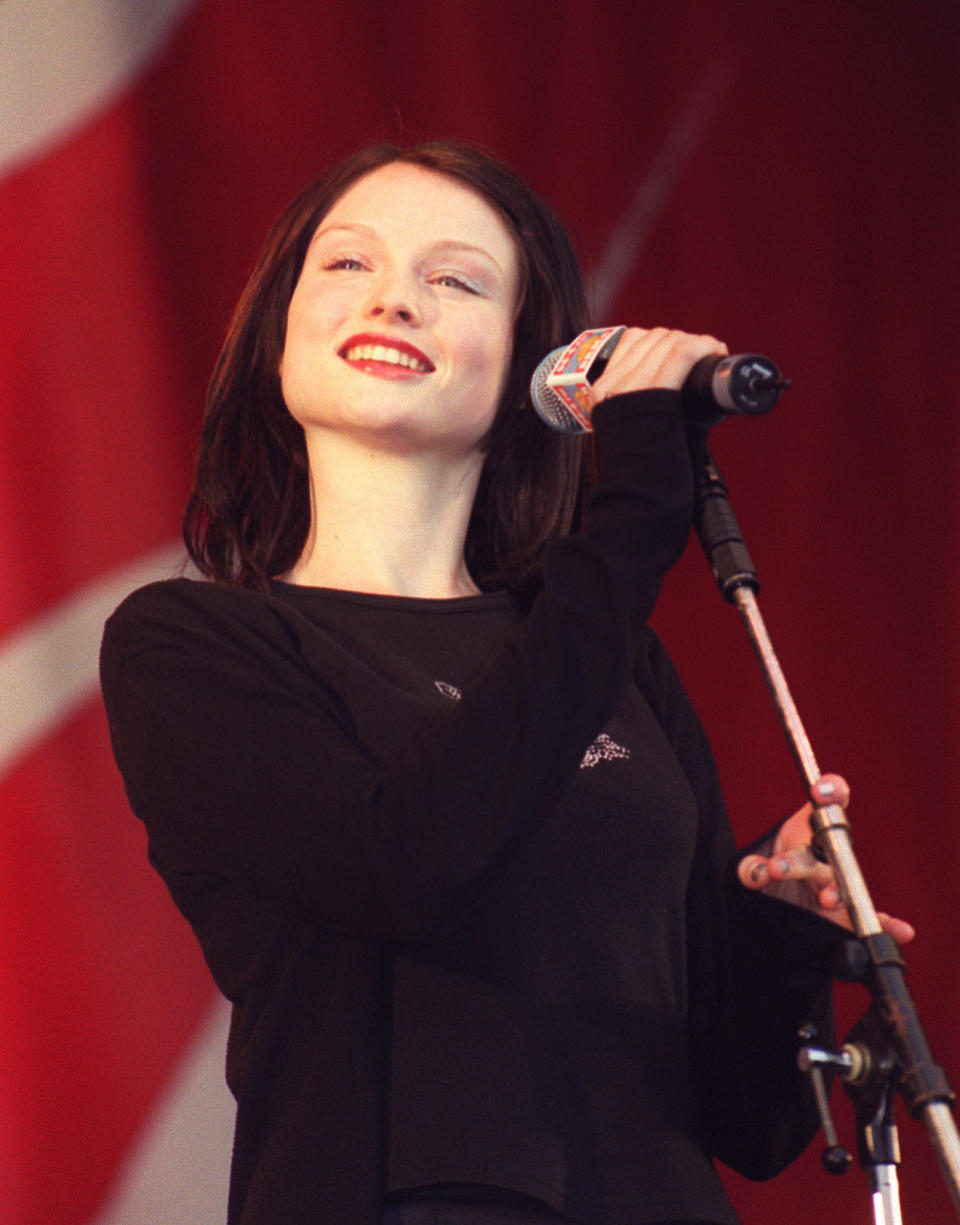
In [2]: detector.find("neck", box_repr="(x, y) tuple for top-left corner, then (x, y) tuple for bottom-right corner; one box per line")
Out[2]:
(284, 431), (486, 598)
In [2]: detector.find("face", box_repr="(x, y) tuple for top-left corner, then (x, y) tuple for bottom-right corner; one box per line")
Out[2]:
(279, 162), (521, 458)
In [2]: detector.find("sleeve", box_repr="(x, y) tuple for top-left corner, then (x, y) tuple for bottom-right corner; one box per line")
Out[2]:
(101, 391), (695, 949)
(638, 629), (844, 1179)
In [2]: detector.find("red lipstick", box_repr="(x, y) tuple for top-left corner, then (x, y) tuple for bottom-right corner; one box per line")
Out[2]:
(339, 333), (435, 376)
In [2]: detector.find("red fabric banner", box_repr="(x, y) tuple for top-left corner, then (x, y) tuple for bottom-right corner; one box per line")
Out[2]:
(2, 1), (957, 1221)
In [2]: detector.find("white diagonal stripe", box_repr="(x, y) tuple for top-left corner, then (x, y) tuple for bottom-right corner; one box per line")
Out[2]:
(0, 540), (187, 779)
(0, 0), (198, 179)
(90, 995), (234, 1225)
(589, 56), (739, 319)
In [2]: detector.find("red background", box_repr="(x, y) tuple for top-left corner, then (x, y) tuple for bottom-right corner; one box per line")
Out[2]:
(2, 1), (958, 1221)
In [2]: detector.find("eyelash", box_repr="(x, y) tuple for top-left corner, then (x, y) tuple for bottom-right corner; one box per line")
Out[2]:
(325, 257), (366, 272)
(431, 273), (478, 294)
(322, 259), (479, 295)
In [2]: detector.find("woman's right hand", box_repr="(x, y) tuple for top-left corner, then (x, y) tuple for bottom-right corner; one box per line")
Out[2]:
(590, 325), (728, 402)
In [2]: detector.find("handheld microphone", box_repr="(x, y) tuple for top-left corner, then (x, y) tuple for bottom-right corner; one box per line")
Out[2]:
(529, 326), (790, 433)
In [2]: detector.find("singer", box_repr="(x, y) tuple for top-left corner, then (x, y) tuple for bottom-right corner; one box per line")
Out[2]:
(100, 141), (911, 1225)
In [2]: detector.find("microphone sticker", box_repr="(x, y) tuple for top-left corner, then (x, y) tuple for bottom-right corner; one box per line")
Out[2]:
(534, 325), (625, 432)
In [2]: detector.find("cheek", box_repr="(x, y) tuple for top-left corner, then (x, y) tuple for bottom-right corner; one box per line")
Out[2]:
(278, 301), (324, 415)
(489, 325), (515, 401)
(286, 277), (352, 347)
(278, 293), (306, 380)
(457, 316), (514, 392)
(279, 291), (340, 390)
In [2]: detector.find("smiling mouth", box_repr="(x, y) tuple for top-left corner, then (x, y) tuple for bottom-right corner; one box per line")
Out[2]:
(341, 341), (434, 373)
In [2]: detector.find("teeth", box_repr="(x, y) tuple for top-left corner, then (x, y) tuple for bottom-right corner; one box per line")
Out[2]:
(344, 343), (429, 372)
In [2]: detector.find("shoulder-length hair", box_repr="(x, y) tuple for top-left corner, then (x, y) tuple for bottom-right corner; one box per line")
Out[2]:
(183, 139), (592, 594)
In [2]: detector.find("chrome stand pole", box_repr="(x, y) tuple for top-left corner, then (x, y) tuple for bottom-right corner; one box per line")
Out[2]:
(695, 452), (960, 1220)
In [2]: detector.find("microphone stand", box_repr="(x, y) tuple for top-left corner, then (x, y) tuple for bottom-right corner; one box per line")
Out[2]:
(694, 451), (960, 1222)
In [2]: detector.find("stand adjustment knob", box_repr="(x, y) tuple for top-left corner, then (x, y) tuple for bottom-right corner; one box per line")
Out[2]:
(797, 1024), (854, 1176)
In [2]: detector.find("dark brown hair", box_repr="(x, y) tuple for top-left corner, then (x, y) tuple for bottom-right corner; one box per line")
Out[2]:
(183, 140), (591, 593)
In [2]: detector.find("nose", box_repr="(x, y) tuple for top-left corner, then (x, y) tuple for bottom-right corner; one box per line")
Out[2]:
(364, 268), (421, 326)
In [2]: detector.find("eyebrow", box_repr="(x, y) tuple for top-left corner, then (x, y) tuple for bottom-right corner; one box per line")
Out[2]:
(311, 223), (507, 277)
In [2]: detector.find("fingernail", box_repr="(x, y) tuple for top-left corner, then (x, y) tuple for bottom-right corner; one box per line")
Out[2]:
(778, 858), (792, 876)
(749, 862), (767, 884)
(817, 779), (836, 799)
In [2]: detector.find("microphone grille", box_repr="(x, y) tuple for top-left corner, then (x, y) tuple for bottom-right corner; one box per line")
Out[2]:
(530, 358), (592, 434)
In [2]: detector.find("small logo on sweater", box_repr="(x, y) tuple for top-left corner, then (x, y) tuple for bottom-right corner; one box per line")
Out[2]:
(579, 732), (630, 769)
(434, 680), (629, 770)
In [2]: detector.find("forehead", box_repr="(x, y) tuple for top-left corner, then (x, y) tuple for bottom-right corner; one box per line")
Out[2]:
(316, 162), (519, 269)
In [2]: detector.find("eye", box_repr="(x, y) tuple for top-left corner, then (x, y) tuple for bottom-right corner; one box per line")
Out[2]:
(324, 257), (367, 272)
(431, 272), (480, 294)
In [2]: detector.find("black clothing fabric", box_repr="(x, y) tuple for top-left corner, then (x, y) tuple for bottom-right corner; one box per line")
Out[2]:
(382, 1199), (715, 1225)
(101, 393), (840, 1225)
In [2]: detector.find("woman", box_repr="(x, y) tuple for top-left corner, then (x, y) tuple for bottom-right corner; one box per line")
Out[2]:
(100, 140), (910, 1225)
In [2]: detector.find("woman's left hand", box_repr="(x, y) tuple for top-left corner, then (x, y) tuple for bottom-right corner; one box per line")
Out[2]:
(737, 774), (916, 946)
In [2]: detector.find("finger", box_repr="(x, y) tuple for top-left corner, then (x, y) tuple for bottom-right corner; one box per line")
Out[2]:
(737, 855), (770, 890)
(738, 847), (833, 891)
(640, 330), (726, 390)
(879, 912), (916, 946)
(593, 326), (727, 400)
(767, 846), (833, 883)
(816, 882), (843, 910)
(810, 773), (850, 809)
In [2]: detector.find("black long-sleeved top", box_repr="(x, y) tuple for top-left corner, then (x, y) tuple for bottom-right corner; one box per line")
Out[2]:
(100, 393), (840, 1225)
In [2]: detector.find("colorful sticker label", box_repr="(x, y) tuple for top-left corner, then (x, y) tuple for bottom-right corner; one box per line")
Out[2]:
(543, 326), (624, 430)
